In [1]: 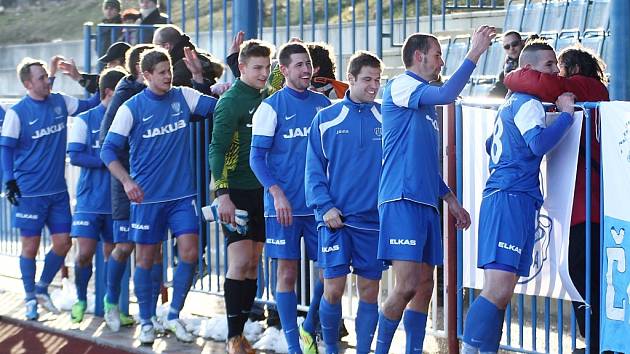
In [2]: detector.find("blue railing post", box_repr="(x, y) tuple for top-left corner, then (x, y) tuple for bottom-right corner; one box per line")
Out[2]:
(455, 101), (464, 338)
(83, 23), (92, 99)
(233, 0), (259, 40)
(610, 0), (630, 100)
(376, 0), (383, 58)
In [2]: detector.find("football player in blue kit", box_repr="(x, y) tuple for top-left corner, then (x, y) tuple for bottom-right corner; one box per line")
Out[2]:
(305, 51), (386, 354)
(375, 26), (495, 354)
(461, 39), (576, 354)
(101, 47), (217, 344)
(250, 42), (331, 354)
(1, 57), (100, 320)
(68, 67), (126, 324)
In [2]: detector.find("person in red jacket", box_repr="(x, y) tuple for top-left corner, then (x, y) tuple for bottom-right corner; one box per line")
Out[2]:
(504, 45), (609, 354)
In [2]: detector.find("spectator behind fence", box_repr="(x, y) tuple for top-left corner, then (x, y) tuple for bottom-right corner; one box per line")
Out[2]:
(489, 31), (523, 98)
(138, 0), (168, 43)
(100, 0), (123, 56)
(503, 45), (610, 354)
(121, 8), (142, 43)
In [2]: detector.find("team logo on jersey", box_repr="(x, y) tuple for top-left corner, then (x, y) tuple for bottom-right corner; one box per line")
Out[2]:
(321, 244), (340, 253)
(32, 122), (65, 139)
(171, 102), (181, 116)
(54, 106), (62, 115)
(374, 127), (382, 137)
(283, 127), (310, 139)
(142, 119), (186, 138)
(518, 214), (552, 285)
(266, 238), (286, 245)
(389, 238), (417, 246)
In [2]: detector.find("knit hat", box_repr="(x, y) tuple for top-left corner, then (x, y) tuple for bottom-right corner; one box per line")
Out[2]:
(103, 0), (121, 11)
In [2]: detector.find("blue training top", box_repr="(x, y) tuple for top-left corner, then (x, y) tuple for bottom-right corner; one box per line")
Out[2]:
(250, 86), (331, 217)
(0, 92), (96, 196)
(68, 104), (111, 214)
(305, 92), (383, 230)
(101, 87), (217, 203)
(484, 92), (574, 205)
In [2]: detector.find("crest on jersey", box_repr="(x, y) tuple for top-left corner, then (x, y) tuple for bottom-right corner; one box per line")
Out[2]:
(171, 102), (181, 115)
(374, 127), (382, 137)
(518, 213), (552, 285)
(54, 106), (62, 115)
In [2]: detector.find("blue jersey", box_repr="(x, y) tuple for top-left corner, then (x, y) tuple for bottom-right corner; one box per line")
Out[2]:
(68, 104), (111, 214)
(0, 93), (89, 196)
(104, 87), (216, 203)
(251, 86), (330, 217)
(378, 70), (452, 209)
(305, 93), (382, 230)
(484, 93), (552, 205)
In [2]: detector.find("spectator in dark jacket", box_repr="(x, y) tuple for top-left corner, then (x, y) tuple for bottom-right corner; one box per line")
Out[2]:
(137, 0), (168, 43)
(489, 30), (523, 98)
(99, 0), (123, 57)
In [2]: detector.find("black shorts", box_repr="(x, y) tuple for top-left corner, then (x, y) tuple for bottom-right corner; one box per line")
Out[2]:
(224, 188), (265, 246)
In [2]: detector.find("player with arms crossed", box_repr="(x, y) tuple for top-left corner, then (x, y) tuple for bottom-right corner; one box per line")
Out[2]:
(461, 39), (576, 354)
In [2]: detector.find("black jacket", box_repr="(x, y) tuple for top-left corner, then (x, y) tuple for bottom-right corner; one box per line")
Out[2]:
(138, 9), (168, 43)
(170, 34), (224, 90)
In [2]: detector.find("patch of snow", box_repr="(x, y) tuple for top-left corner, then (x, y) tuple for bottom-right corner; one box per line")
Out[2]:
(50, 277), (94, 313)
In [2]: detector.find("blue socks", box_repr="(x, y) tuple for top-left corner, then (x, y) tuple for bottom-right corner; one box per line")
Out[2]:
(463, 296), (502, 351)
(74, 263), (93, 302)
(375, 312), (400, 354)
(134, 266), (152, 325)
(403, 309), (428, 353)
(355, 301), (379, 354)
(19, 256), (36, 301)
(167, 261), (193, 321)
(36, 250), (65, 294)
(151, 263), (163, 317)
(319, 297), (342, 354)
(276, 291), (300, 353)
(106, 256), (127, 304)
(302, 277), (324, 335)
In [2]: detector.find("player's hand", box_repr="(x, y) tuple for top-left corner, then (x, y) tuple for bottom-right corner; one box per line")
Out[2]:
(323, 207), (344, 230)
(183, 47), (204, 83)
(123, 178), (144, 203)
(443, 192), (471, 230)
(58, 59), (82, 81)
(228, 31), (245, 55)
(210, 82), (231, 96)
(556, 92), (576, 115)
(49, 55), (65, 78)
(467, 25), (497, 63)
(270, 185), (292, 226)
(217, 194), (237, 226)
(5, 179), (21, 206)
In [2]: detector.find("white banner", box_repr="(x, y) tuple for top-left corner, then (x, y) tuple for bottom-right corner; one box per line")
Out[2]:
(599, 101), (630, 354)
(461, 105), (583, 301)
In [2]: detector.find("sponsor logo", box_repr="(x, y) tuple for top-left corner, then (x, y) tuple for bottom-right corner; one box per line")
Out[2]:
(321, 245), (340, 253)
(283, 127), (310, 139)
(142, 119), (186, 138)
(16, 213), (38, 220)
(72, 220), (90, 226)
(32, 122), (65, 139)
(54, 115), (64, 120)
(28, 119), (39, 125)
(142, 115), (154, 122)
(246, 123), (253, 128)
(266, 238), (286, 245)
(91, 129), (100, 134)
(131, 223), (150, 230)
(248, 107), (256, 115)
(498, 241), (522, 254)
(119, 225), (130, 232)
(336, 129), (350, 135)
(389, 239), (417, 246)
(285, 114), (296, 121)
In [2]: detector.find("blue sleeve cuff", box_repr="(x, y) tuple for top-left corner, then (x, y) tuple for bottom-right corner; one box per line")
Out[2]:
(251, 135), (273, 149)
(0, 136), (18, 148)
(100, 132), (126, 165)
(67, 142), (86, 153)
(69, 151), (104, 168)
(439, 179), (451, 197)
(527, 112), (573, 156)
(249, 146), (279, 189)
(194, 95), (218, 118)
(1, 145), (15, 182)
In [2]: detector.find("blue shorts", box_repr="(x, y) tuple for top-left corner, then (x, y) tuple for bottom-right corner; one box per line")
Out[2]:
(318, 226), (386, 280)
(265, 216), (318, 261)
(477, 191), (538, 277)
(130, 196), (199, 245)
(378, 200), (443, 265)
(70, 213), (113, 243)
(113, 220), (131, 244)
(13, 192), (72, 236)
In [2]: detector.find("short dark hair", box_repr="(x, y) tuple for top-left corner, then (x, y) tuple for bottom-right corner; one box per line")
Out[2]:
(17, 57), (46, 83)
(401, 33), (438, 68)
(238, 39), (274, 64)
(126, 44), (154, 77)
(140, 48), (171, 73)
(153, 24), (183, 48)
(503, 30), (522, 41)
(278, 42), (310, 67)
(99, 67), (127, 97)
(522, 35), (554, 52)
(559, 45), (607, 85)
(347, 51), (383, 78)
(307, 42), (336, 79)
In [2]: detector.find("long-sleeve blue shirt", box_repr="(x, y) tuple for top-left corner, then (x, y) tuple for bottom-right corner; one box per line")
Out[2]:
(305, 93), (382, 230)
